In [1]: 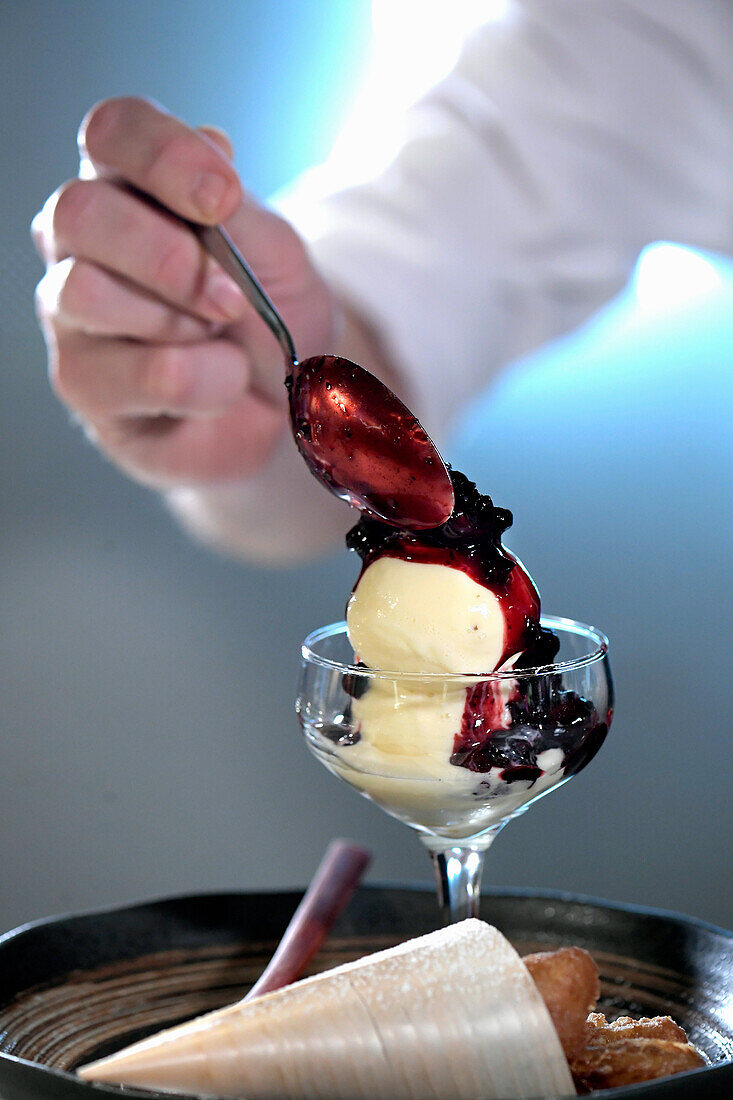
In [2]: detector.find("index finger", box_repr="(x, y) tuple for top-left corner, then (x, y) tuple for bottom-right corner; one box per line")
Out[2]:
(79, 97), (242, 225)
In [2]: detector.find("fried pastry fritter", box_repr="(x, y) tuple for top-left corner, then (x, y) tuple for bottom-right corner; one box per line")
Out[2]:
(568, 1011), (706, 1093)
(584, 1013), (689, 1043)
(523, 947), (600, 1060)
(522, 951), (705, 1092)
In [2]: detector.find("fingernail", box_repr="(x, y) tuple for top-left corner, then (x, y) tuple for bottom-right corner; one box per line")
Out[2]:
(206, 271), (247, 319)
(193, 171), (229, 218)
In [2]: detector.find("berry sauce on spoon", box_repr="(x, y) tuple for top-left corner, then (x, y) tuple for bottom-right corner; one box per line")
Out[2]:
(287, 355), (454, 530)
(189, 225), (454, 531)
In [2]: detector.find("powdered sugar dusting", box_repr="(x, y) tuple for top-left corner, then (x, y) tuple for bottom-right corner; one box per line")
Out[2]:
(79, 919), (575, 1099)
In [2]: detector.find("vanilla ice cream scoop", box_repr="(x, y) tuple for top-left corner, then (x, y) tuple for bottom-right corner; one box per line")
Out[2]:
(347, 554), (539, 675)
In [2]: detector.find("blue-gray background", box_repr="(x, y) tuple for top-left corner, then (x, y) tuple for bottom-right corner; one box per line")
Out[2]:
(1, 1), (731, 935)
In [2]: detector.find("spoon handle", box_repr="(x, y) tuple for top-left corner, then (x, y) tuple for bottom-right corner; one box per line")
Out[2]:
(191, 223), (298, 370)
(243, 839), (371, 1002)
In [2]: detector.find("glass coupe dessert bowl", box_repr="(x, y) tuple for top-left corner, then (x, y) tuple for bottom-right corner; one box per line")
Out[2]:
(297, 616), (613, 924)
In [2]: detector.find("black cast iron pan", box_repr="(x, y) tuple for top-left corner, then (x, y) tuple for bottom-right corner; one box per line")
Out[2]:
(0, 886), (730, 1099)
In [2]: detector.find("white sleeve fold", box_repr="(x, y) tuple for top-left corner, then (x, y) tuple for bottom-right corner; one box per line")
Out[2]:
(279, 0), (731, 444)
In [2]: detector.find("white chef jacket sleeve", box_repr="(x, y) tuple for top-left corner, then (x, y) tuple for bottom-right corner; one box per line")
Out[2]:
(278, 0), (732, 444)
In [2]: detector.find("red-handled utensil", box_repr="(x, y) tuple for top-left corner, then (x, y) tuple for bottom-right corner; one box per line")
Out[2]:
(243, 839), (371, 1001)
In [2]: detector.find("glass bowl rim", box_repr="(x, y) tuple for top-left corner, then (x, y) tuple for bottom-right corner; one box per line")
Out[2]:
(300, 615), (609, 683)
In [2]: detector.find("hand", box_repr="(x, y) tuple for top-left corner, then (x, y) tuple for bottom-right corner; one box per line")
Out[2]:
(32, 97), (337, 487)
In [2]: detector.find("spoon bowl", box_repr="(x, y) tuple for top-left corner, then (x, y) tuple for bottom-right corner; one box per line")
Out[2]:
(193, 224), (454, 529)
(288, 354), (454, 529)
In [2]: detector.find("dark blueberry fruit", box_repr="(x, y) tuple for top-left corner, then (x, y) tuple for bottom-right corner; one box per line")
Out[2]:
(321, 720), (360, 747)
(342, 662), (370, 699)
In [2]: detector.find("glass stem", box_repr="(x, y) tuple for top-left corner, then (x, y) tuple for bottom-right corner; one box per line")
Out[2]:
(427, 839), (495, 924)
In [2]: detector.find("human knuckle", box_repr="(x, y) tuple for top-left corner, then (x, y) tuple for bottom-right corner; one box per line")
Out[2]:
(60, 260), (101, 320)
(81, 96), (147, 157)
(34, 273), (54, 323)
(151, 236), (195, 296)
(34, 260), (71, 323)
(269, 212), (306, 270)
(30, 204), (51, 257)
(145, 129), (193, 180)
(48, 345), (82, 407)
(52, 179), (96, 242)
(144, 345), (193, 407)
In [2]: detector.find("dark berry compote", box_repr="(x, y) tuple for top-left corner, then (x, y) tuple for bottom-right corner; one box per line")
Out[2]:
(345, 469), (610, 792)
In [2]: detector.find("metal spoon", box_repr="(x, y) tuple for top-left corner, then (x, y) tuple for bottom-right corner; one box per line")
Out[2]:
(193, 224), (455, 530)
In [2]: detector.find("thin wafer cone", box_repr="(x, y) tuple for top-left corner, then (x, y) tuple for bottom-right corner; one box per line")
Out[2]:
(79, 919), (575, 1099)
